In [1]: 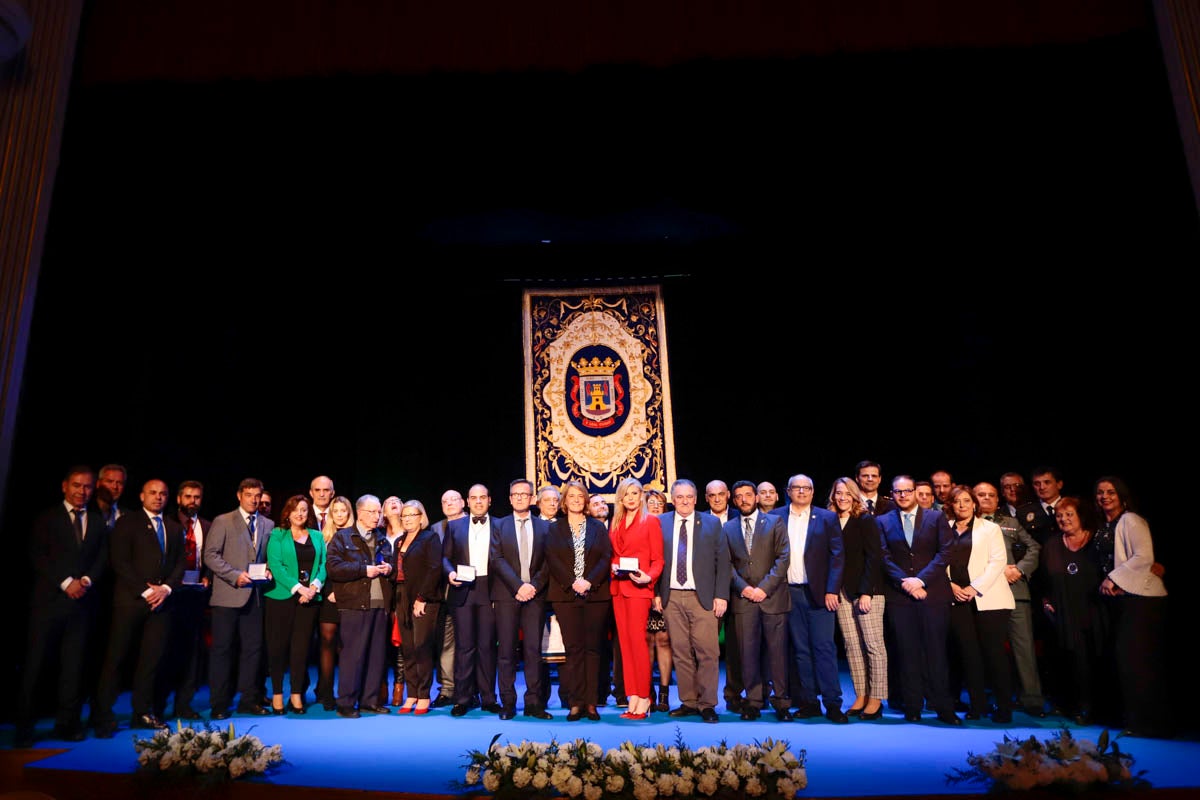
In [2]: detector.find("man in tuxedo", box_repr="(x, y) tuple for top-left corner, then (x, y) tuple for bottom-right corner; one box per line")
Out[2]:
(203, 477), (274, 719)
(326, 494), (392, 717)
(725, 480), (792, 721)
(159, 479), (211, 720)
(429, 488), (465, 706)
(444, 484), (501, 716)
(658, 479), (730, 723)
(489, 479), (552, 719)
(854, 460), (895, 516)
(14, 466), (108, 748)
(779, 473), (847, 723)
(306, 475), (335, 530)
(877, 474), (961, 725)
(93, 479), (185, 737)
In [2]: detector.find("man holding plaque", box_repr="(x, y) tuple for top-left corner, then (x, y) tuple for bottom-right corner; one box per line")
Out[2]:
(204, 477), (274, 720)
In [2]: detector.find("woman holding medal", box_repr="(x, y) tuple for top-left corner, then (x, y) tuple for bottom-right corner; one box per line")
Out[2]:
(608, 478), (664, 720)
(265, 495), (327, 714)
(1040, 496), (1106, 725)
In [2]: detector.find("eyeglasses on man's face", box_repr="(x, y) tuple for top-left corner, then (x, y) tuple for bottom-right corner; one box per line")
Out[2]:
(893, 488), (915, 497)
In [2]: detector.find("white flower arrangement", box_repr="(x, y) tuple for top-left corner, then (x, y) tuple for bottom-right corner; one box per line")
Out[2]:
(457, 729), (806, 799)
(133, 720), (284, 786)
(946, 728), (1149, 793)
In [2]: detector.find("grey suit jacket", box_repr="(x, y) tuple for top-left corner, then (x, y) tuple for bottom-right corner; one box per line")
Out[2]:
(658, 511), (731, 611)
(725, 512), (791, 615)
(204, 508), (274, 608)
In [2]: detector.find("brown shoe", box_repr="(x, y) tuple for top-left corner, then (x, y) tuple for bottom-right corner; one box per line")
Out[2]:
(392, 683), (404, 707)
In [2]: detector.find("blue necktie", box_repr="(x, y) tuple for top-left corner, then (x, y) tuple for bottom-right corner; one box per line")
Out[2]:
(676, 518), (688, 584)
(153, 515), (166, 556)
(247, 513), (257, 551)
(903, 513), (914, 547)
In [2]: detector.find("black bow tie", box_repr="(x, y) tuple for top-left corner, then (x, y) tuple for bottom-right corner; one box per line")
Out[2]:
(472, 515), (487, 525)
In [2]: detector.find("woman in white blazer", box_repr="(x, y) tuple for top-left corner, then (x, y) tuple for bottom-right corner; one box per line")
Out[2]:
(1095, 477), (1169, 738)
(945, 486), (1016, 723)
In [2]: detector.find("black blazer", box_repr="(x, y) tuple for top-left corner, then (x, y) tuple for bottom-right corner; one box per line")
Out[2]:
(489, 514), (550, 603)
(393, 528), (443, 604)
(30, 503), (108, 603)
(545, 517), (611, 603)
(109, 509), (186, 607)
(840, 513), (884, 598)
(327, 527), (394, 610)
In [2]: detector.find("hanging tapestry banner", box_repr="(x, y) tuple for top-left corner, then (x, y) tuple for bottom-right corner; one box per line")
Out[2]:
(523, 285), (675, 499)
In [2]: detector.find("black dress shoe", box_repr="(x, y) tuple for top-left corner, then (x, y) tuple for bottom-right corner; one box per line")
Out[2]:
(360, 705), (390, 714)
(171, 707), (203, 721)
(846, 707), (864, 718)
(825, 709), (849, 724)
(775, 708), (794, 722)
(585, 706), (601, 721)
(432, 695), (454, 708)
(794, 703), (822, 719)
(271, 706), (287, 716)
(336, 706), (361, 719)
(1023, 706), (1047, 719)
(236, 704), (272, 717)
(131, 714), (169, 730)
(726, 698), (744, 714)
(523, 708), (553, 720)
(289, 703), (307, 715)
(904, 711), (921, 722)
(566, 708), (585, 721)
(964, 711), (982, 720)
(468, 696), (482, 709)
(499, 707), (516, 720)
(51, 723), (87, 742)
(740, 707), (761, 721)
(94, 720), (119, 738)
(700, 707), (719, 723)
(450, 703), (470, 717)
(936, 711), (963, 725)
(322, 699), (337, 711)
(210, 709), (230, 721)
(669, 705), (699, 717)
(482, 702), (504, 714)
(860, 707), (884, 720)
(992, 709), (1013, 724)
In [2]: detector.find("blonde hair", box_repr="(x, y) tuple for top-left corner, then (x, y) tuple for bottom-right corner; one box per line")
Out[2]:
(323, 495), (355, 543)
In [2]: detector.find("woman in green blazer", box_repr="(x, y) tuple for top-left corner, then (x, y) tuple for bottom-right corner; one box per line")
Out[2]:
(265, 495), (328, 713)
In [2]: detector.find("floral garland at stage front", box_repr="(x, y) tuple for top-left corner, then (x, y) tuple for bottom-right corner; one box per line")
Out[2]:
(945, 728), (1149, 793)
(456, 729), (806, 799)
(133, 720), (285, 785)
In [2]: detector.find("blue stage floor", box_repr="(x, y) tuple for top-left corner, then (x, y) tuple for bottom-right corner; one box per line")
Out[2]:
(7, 667), (1199, 798)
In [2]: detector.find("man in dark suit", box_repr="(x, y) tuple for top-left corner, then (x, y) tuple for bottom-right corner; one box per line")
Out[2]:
(657, 479), (731, 723)
(854, 460), (895, 516)
(443, 483), (501, 716)
(94, 463), (128, 530)
(1019, 465), (1064, 545)
(158, 479), (211, 720)
(705, 479), (744, 713)
(725, 480), (792, 721)
(203, 477), (274, 719)
(489, 478), (552, 719)
(14, 466), (108, 748)
(877, 474), (961, 725)
(778, 473), (847, 723)
(429, 488), (465, 707)
(93, 479), (185, 737)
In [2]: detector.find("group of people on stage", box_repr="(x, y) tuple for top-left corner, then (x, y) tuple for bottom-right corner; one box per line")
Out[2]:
(12, 459), (1171, 748)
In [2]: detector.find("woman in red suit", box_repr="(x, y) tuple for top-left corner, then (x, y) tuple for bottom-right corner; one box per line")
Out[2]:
(608, 477), (664, 719)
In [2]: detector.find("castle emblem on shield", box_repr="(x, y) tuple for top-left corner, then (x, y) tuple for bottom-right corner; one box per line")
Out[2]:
(569, 354), (626, 431)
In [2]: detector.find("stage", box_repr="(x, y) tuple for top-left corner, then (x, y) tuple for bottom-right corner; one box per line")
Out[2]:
(4, 667), (1199, 799)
